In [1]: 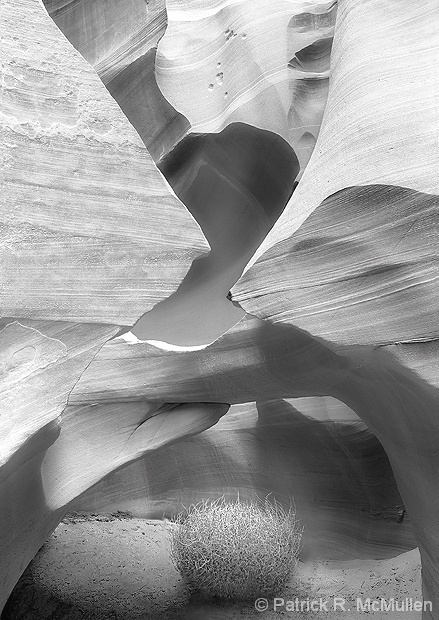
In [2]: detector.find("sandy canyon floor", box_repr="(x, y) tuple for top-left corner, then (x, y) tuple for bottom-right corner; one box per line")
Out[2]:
(3, 513), (423, 620)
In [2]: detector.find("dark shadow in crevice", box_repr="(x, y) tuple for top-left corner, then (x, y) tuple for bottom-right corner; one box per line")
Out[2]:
(0, 420), (66, 617)
(289, 38), (333, 73)
(74, 398), (415, 560)
(254, 399), (413, 559)
(106, 48), (190, 162)
(132, 123), (299, 345)
(42, 1), (301, 346)
(43, 0), (189, 162)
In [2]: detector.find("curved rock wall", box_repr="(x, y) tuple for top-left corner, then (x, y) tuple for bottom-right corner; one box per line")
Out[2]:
(0, 0), (215, 610)
(76, 398), (416, 561)
(156, 0), (336, 171)
(231, 0), (439, 615)
(1, 0), (438, 618)
(45, 0), (188, 160)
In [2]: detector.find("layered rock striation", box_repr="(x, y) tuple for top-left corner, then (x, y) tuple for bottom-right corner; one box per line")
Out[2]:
(0, 0), (219, 610)
(1, 0), (438, 618)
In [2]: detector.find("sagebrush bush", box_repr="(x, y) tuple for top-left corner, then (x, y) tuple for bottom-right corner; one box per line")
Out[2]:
(167, 496), (302, 601)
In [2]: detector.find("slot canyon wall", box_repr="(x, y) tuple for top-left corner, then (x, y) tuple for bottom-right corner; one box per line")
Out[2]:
(1, 0), (438, 618)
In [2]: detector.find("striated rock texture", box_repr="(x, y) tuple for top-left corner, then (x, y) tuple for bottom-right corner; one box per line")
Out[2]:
(156, 0), (336, 171)
(230, 0), (439, 616)
(0, 319), (118, 611)
(44, 0), (190, 162)
(0, 0), (222, 612)
(76, 398), (416, 561)
(43, 0), (305, 345)
(1, 0), (438, 619)
(1, 0), (207, 325)
(69, 313), (433, 565)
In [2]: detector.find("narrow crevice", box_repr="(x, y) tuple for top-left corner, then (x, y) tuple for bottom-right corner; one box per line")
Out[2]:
(41, 1), (302, 346)
(132, 122), (300, 345)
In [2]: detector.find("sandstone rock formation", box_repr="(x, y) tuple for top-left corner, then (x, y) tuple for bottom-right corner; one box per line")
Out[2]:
(0, 0), (221, 611)
(1, 0), (438, 618)
(231, 0), (439, 615)
(76, 397), (416, 561)
(156, 0), (335, 170)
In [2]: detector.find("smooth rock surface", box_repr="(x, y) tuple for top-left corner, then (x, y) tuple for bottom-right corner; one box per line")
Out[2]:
(0, 0), (215, 611)
(0, 315), (227, 610)
(230, 1), (439, 616)
(1, 0), (208, 325)
(76, 399), (416, 561)
(44, 0), (190, 162)
(0, 319), (117, 613)
(235, 0), (439, 271)
(156, 0), (336, 171)
(44, 1), (302, 346)
(72, 314), (439, 616)
(2, 0), (438, 618)
(234, 185), (438, 346)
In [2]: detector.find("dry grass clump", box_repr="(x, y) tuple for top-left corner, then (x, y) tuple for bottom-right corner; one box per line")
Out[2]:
(168, 496), (302, 601)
